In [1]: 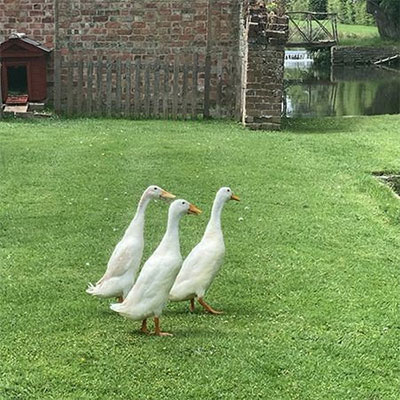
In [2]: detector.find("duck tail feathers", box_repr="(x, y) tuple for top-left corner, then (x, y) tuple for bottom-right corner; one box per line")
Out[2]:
(110, 303), (123, 313)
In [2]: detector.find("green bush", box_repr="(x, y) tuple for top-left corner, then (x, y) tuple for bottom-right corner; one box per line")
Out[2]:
(286, 0), (307, 13)
(328, 0), (375, 25)
(287, 0), (375, 26)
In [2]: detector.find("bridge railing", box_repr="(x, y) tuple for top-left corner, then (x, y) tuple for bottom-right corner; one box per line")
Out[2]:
(287, 12), (338, 48)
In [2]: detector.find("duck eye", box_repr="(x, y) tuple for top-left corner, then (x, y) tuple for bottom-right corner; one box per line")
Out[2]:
(227, 189), (230, 192)
(153, 187), (157, 190)
(182, 201), (185, 205)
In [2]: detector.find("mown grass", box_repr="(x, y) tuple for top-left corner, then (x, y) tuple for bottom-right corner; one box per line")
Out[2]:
(1, 115), (400, 399)
(338, 23), (400, 47)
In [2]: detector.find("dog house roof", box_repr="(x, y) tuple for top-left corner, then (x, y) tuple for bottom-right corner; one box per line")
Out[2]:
(0, 33), (52, 57)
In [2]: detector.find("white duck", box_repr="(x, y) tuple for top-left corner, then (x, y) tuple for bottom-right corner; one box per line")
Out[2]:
(110, 199), (201, 336)
(169, 187), (239, 314)
(86, 185), (175, 301)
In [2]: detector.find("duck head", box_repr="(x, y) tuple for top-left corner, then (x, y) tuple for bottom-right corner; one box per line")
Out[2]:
(146, 185), (176, 200)
(170, 199), (202, 216)
(217, 187), (240, 203)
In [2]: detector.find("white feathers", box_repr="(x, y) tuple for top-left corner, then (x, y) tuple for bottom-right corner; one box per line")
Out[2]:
(110, 199), (192, 321)
(86, 186), (173, 301)
(88, 186), (237, 335)
(169, 187), (236, 302)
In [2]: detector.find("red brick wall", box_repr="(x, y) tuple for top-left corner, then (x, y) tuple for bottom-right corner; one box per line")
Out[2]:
(0, 0), (289, 128)
(0, 0), (54, 48)
(58, 1), (207, 58)
(55, 0), (241, 115)
(1, 1), (240, 62)
(0, 0), (242, 113)
(53, 0), (240, 69)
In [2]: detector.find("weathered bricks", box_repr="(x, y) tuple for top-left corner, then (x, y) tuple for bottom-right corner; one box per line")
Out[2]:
(242, 3), (288, 130)
(0, 0), (288, 128)
(0, 0), (54, 47)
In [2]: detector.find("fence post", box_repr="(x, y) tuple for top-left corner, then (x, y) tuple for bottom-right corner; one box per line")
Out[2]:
(144, 62), (151, 117)
(106, 57), (112, 117)
(216, 53), (223, 117)
(125, 60), (131, 117)
(191, 53), (198, 119)
(54, 51), (61, 114)
(203, 53), (211, 119)
(77, 58), (83, 115)
(67, 54), (74, 116)
(172, 56), (179, 119)
(153, 58), (160, 117)
(87, 59), (93, 115)
(96, 55), (103, 116)
(134, 57), (141, 117)
(116, 59), (122, 115)
(0, 60), (3, 119)
(182, 61), (188, 118)
(163, 62), (169, 118)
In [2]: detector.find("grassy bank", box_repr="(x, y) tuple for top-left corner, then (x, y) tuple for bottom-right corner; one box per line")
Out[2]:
(1, 116), (400, 399)
(338, 23), (400, 47)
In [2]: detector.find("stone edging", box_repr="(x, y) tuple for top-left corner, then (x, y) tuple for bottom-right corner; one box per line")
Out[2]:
(331, 45), (400, 66)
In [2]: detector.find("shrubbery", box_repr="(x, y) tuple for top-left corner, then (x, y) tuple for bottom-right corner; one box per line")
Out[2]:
(286, 0), (375, 25)
(328, 0), (374, 25)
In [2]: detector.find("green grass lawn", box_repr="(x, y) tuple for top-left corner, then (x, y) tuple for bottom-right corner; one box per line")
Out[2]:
(1, 116), (400, 399)
(338, 23), (400, 47)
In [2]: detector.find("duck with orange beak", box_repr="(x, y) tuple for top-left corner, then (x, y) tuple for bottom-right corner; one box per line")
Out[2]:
(111, 199), (202, 336)
(169, 187), (239, 314)
(86, 185), (175, 302)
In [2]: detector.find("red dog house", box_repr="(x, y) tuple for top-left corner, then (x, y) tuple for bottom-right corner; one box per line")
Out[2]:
(0, 35), (51, 103)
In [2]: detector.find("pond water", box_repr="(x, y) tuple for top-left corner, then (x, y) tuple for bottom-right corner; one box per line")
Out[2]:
(284, 50), (400, 118)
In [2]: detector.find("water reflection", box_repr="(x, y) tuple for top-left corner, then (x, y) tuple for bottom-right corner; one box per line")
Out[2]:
(284, 52), (400, 117)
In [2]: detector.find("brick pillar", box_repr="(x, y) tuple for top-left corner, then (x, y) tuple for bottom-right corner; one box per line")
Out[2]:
(242, 6), (288, 130)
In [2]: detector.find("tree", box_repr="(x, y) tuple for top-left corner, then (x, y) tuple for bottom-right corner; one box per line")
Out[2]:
(309, 0), (328, 17)
(327, 0), (374, 25)
(367, 0), (400, 39)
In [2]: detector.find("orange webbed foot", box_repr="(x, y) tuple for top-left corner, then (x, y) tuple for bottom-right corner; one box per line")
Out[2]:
(198, 297), (223, 315)
(153, 317), (173, 337)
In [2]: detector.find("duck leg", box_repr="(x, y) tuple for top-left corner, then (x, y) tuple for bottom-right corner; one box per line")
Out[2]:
(154, 317), (173, 337)
(189, 298), (195, 312)
(197, 297), (223, 315)
(140, 319), (149, 334)
(117, 296), (123, 303)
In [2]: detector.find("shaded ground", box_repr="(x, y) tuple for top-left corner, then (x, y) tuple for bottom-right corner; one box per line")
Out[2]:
(338, 23), (400, 47)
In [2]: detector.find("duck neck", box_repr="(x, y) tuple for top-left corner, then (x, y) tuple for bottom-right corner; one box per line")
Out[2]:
(205, 196), (225, 235)
(159, 210), (182, 254)
(124, 192), (151, 237)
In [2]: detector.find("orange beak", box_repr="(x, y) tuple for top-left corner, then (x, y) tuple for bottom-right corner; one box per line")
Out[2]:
(160, 190), (176, 200)
(188, 203), (202, 215)
(231, 194), (240, 201)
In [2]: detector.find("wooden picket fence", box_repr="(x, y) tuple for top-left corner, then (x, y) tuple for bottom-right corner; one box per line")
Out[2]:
(54, 53), (235, 119)
(0, 62), (2, 119)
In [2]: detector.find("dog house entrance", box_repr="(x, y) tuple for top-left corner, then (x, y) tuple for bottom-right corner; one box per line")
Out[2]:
(1, 35), (51, 105)
(7, 65), (28, 96)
